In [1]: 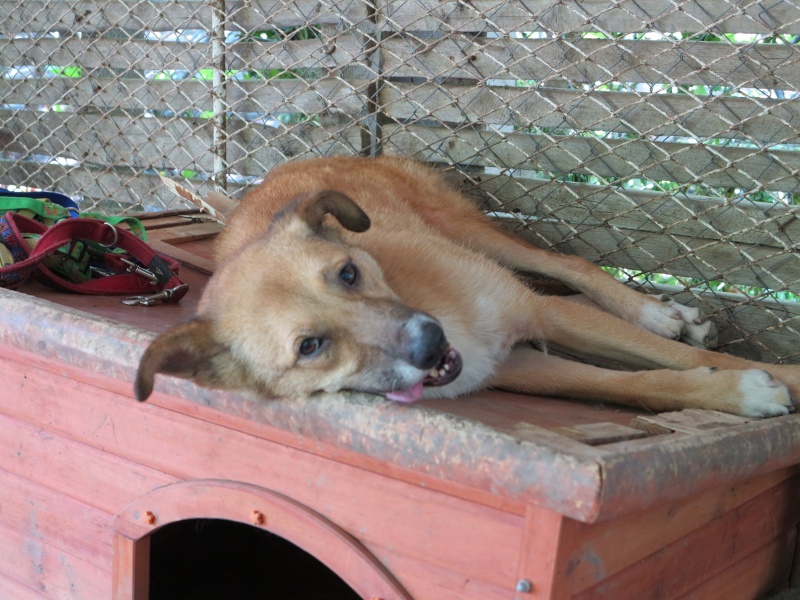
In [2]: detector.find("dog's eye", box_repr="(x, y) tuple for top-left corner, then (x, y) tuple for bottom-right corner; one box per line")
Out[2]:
(339, 262), (359, 286)
(298, 337), (324, 357)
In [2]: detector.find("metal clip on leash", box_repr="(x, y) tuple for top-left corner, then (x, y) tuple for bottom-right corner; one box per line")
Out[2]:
(122, 284), (190, 306)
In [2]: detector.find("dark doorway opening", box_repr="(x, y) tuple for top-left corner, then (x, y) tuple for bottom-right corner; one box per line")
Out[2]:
(148, 518), (361, 599)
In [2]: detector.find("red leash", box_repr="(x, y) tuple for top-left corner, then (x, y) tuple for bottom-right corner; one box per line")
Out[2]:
(0, 212), (187, 304)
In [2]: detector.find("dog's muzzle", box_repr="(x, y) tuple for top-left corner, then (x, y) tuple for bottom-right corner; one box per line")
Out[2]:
(385, 315), (463, 403)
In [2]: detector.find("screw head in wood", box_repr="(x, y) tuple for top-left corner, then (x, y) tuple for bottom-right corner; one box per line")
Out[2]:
(250, 510), (265, 525)
(516, 579), (532, 593)
(143, 511), (157, 525)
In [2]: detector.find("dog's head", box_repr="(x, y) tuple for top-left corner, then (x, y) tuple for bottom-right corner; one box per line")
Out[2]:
(135, 190), (462, 404)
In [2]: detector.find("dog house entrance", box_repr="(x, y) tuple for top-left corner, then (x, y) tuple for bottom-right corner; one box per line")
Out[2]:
(148, 518), (360, 599)
(113, 481), (412, 600)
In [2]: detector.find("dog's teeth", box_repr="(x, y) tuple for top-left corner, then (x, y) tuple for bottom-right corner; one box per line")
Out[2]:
(444, 363), (450, 372)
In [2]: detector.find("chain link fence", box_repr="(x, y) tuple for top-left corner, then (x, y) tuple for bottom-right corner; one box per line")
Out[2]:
(2, 0), (800, 362)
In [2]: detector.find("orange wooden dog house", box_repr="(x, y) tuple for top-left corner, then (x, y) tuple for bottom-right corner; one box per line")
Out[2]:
(1, 212), (799, 599)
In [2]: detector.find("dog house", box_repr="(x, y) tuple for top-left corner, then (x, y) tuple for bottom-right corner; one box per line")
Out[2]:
(3, 0), (800, 597)
(0, 214), (798, 599)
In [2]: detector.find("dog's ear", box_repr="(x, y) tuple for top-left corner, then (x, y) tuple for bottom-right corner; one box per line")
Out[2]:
(298, 190), (371, 234)
(135, 318), (242, 401)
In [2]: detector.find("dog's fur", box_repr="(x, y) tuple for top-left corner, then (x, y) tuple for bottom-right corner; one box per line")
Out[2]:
(136, 156), (800, 417)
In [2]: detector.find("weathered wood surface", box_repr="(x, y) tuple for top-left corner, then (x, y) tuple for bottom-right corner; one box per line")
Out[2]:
(4, 37), (212, 74)
(0, 77), (368, 120)
(382, 35), (800, 88)
(3, 285), (800, 524)
(4, 109), (216, 172)
(575, 479), (800, 598)
(382, 83), (800, 145)
(469, 174), (800, 249)
(0, 351), (522, 598)
(0, 573), (50, 599)
(383, 124), (800, 194)
(558, 467), (799, 594)
(680, 531), (796, 599)
(115, 480), (413, 600)
(227, 35), (369, 72)
(3, 109), (365, 188)
(0, 0), (370, 33)
(378, 0), (800, 34)
(0, 0), (210, 33)
(230, 0), (371, 28)
(0, 521), (109, 599)
(6, 0), (794, 37)
(505, 216), (800, 290)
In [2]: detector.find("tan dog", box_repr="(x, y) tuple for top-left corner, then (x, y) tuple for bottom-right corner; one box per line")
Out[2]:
(136, 156), (799, 417)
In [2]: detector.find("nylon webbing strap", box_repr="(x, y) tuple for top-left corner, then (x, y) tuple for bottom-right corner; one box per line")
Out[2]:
(0, 213), (186, 303)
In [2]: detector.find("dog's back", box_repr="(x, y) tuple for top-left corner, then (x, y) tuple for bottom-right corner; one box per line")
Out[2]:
(214, 156), (491, 263)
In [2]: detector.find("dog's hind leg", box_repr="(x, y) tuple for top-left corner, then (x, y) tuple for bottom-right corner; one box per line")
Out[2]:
(488, 346), (793, 417)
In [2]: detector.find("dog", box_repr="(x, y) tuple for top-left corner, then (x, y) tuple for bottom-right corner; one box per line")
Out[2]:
(135, 156), (799, 417)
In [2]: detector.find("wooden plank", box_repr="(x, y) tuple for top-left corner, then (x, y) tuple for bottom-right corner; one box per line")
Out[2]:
(382, 83), (800, 145)
(115, 481), (414, 600)
(0, 412), (177, 515)
(551, 422), (647, 446)
(372, 551), (512, 599)
(0, 0), (210, 34)
(383, 124), (800, 194)
(679, 531), (795, 599)
(2, 109), (216, 172)
(0, 78), (214, 115)
(148, 239), (216, 275)
(382, 35), (800, 88)
(227, 35), (369, 73)
(0, 467), (115, 571)
(2, 37), (212, 73)
(230, 0), (370, 29)
(574, 479), (800, 598)
(112, 534), (149, 600)
(378, 0), (800, 35)
(504, 216), (800, 292)
(0, 357), (525, 590)
(0, 77), (368, 119)
(473, 174), (800, 250)
(0, 573), (49, 600)
(632, 408), (751, 435)
(417, 389), (644, 434)
(228, 77), (369, 116)
(146, 219), (221, 243)
(595, 414), (800, 522)
(563, 468), (800, 594)
(0, 520), (110, 600)
(515, 505), (584, 600)
(226, 120), (367, 175)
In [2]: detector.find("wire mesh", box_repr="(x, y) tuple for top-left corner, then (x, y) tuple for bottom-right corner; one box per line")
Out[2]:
(1, 0), (800, 361)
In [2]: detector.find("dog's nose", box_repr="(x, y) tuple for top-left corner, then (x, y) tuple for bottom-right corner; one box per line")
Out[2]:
(403, 316), (448, 370)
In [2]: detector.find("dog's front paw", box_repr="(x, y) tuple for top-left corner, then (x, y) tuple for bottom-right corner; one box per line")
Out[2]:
(639, 295), (717, 348)
(738, 369), (794, 418)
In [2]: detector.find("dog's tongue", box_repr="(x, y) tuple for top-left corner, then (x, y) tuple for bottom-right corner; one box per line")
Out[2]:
(385, 381), (424, 403)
